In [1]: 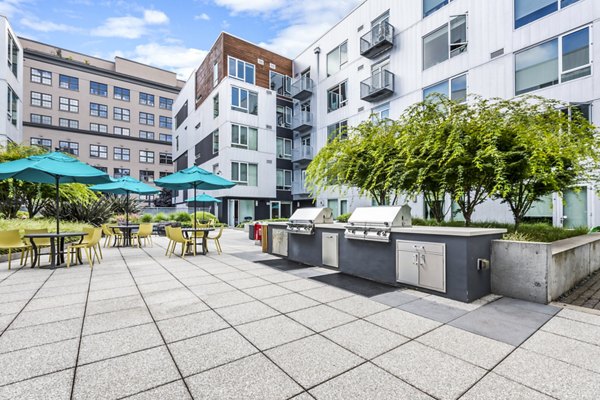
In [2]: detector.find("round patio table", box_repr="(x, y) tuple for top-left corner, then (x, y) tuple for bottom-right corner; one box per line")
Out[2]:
(109, 224), (139, 247)
(182, 227), (214, 255)
(24, 232), (86, 268)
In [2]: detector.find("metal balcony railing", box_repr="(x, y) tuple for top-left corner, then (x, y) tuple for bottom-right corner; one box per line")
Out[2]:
(291, 76), (313, 101)
(292, 110), (313, 133)
(360, 70), (395, 102)
(292, 145), (313, 162)
(360, 21), (395, 59)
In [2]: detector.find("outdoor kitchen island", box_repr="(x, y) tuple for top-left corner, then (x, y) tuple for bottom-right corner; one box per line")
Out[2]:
(267, 207), (507, 303)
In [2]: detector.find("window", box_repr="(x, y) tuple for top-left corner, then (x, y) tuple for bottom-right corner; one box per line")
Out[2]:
(213, 94), (219, 118)
(31, 92), (52, 108)
(7, 86), (18, 126)
(276, 169), (292, 190)
(231, 124), (258, 150)
(159, 116), (172, 129)
(212, 129), (219, 154)
(175, 136), (179, 151)
(140, 170), (155, 183)
(90, 144), (108, 159)
(327, 120), (348, 141)
(140, 92), (155, 106)
(113, 126), (130, 136)
(31, 114), (52, 125)
(327, 41), (348, 76)
(276, 105), (292, 128)
(327, 81), (348, 112)
(59, 97), (78, 113)
(276, 137), (292, 159)
(140, 131), (154, 140)
(7, 33), (18, 77)
(31, 68), (51, 85)
(95, 166), (108, 173)
(31, 138), (52, 149)
(159, 97), (173, 110)
(213, 61), (219, 87)
(114, 107), (130, 121)
(159, 133), (173, 142)
(140, 112), (154, 125)
(231, 86), (258, 115)
(58, 141), (79, 155)
(423, 73), (467, 102)
(59, 74), (78, 91)
(423, 0), (454, 17)
(90, 103), (108, 118)
(90, 81), (108, 96)
(371, 102), (390, 120)
(423, 15), (467, 70)
(159, 152), (173, 165)
(59, 118), (79, 129)
(231, 162), (258, 186)
(114, 147), (130, 161)
(114, 87), (130, 101)
(515, 27), (590, 95)
(139, 150), (155, 163)
(175, 101), (188, 129)
(228, 56), (255, 84)
(114, 168), (130, 178)
(563, 103), (592, 122)
(90, 123), (108, 133)
(270, 71), (291, 96)
(514, 0), (580, 29)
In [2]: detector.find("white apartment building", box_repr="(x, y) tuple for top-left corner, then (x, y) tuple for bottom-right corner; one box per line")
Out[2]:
(0, 16), (23, 146)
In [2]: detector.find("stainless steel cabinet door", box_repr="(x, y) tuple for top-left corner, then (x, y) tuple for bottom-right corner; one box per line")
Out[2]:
(272, 229), (288, 257)
(397, 250), (419, 286)
(322, 233), (338, 268)
(418, 252), (445, 292)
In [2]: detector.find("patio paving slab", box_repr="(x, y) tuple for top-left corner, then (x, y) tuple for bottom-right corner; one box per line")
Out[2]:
(82, 307), (152, 336)
(143, 287), (197, 306)
(1, 318), (82, 353)
(11, 303), (84, 329)
(309, 362), (433, 400)
(85, 295), (145, 316)
(259, 272), (301, 284)
(86, 286), (139, 302)
(242, 283), (293, 299)
(262, 293), (320, 314)
(25, 292), (87, 311)
(278, 279), (325, 292)
(397, 298), (468, 323)
(185, 353), (303, 400)
(556, 307), (600, 326)
(124, 380), (192, 400)
(327, 295), (390, 318)
(236, 315), (313, 350)
(460, 373), (554, 400)
(287, 304), (356, 332)
(265, 335), (363, 389)
(365, 308), (441, 338)
(147, 297), (209, 321)
(188, 282), (236, 297)
(156, 309), (228, 343)
(373, 341), (486, 400)
(0, 368), (73, 400)
(202, 290), (254, 309)
(169, 328), (257, 377)
(299, 286), (354, 303)
(540, 315), (600, 346)
(217, 300), (279, 326)
(227, 277), (270, 290)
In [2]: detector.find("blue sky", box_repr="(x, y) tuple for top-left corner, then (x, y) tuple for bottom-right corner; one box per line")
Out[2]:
(2, 0), (363, 80)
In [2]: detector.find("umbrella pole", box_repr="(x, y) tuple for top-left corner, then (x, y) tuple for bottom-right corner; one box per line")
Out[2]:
(193, 184), (197, 231)
(126, 192), (129, 226)
(55, 176), (60, 235)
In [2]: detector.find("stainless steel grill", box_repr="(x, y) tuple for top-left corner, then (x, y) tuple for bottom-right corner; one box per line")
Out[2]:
(287, 207), (333, 235)
(344, 205), (412, 242)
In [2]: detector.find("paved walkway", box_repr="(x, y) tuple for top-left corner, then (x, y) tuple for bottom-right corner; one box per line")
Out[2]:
(560, 269), (600, 310)
(1, 229), (599, 399)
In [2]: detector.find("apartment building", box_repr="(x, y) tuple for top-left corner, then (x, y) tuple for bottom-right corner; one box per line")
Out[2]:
(173, 33), (296, 226)
(289, 0), (598, 227)
(20, 38), (184, 198)
(0, 16), (23, 146)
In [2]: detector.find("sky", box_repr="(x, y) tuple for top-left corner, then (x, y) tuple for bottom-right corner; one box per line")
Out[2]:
(2, 0), (364, 80)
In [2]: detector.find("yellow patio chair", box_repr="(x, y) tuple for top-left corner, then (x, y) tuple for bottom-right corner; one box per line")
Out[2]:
(66, 227), (102, 268)
(132, 223), (153, 247)
(165, 225), (175, 256)
(23, 228), (53, 266)
(168, 227), (195, 258)
(80, 227), (104, 260)
(207, 226), (224, 255)
(101, 224), (122, 247)
(0, 230), (32, 270)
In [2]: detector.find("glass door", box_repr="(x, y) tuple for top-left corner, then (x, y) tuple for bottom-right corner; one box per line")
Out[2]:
(563, 188), (588, 228)
(271, 201), (281, 219)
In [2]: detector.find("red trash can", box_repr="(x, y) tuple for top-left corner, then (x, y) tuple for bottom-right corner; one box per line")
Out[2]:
(254, 223), (262, 242)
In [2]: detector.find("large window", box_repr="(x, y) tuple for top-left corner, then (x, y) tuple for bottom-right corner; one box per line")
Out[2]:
(59, 97), (78, 113)
(228, 56), (255, 84)
(212, 129), (219, 154)
(371, 102), (390, 121)
(31, 92), (52, 108)
(327, 41), (348, 76)
(59, 74), (79, 91)
(159, 116), (172, 129)
(231, 162), (258, 186)
(139, 150), (155, 164)
(423, 0), (453, 17)
(269, 71), (291, 96)
(58, 141), (79, 155)
(114, 87), (130, 101)
(231, 86), (258, 115)
(515, 27), (590, 95)
(139, 170), (154, 183)
(327, 120), (348, 141)
(159, 133), (172, 142)
(159, 152), (173, 165)
(140, 92), (154, 106)
(140, 112), (155, 125)
(423, 15), (467, 70)
(30, 138), (52, 150)
(159, 97), (173, 110)
(31, 68), (51, 85)
(423, 73), (467, 102)
(276, 105), (292, 128)
(90, 103), (108, 118)
(7, 86), (18, 126)
(213, 94), (219, 118)
(276, 169), (292, 190)
(31, 114), (52, 125)
(327, 81), (348, 112)
(113, 126), (130, 136)
(90, 145), (108, 159)
(114, 147), (130, 161)
(114, 107), (130, 121)
(231, 124), (258, 150)
(140, 130), (154, 140)
(90, 123), (108, 133)
(514, 0), (580, 29)
(276, 137), (292, 159)
(90, 81), (108, 97)
(114, 168), (130, 178)
(59, 118), (79, 129)
(7, 33), (18, 77)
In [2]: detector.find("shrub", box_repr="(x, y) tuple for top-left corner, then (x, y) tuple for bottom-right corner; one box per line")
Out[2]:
(153, 212), (168, 222)
(192, 211), (219, 223)
(42, 198), (114, 226)
(140, 214), (154, 223)
(109, 194), (141, 215)
(172, 211), (192, 223)
(336, 213), (352, 223)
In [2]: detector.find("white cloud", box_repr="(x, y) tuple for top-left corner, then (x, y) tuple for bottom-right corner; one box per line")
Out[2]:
(194, 13), (210, 21)
(0, 0), (26, 18)
(214, 0), (285, 14)
(20, 17), (78, 32)
(91, 9), (169, 39)
(126, 42), (208, 79)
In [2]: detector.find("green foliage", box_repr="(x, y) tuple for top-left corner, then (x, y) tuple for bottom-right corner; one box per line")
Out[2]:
(192, 211), (219, 223)
(335, 213), (352, 223)
(109, 194), (141, 215)
(0, 219), (94, 253)
(172, 211), (192, 223)
(153, 212), (169, 222)
(153, 189), (173, 207)
(140, 213), (154, 223)
(42, 197), (114, 225)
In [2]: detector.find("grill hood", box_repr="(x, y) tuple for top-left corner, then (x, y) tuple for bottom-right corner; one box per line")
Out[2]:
(287, 207), (333, 235)
(345, 205), (412, 242)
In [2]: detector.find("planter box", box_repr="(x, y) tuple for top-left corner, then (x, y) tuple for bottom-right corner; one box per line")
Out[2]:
(491, 234), (600, 304)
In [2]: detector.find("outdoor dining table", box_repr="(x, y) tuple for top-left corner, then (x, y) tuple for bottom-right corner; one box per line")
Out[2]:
(24, 232), (87, 268)
(109, 224), (139, 247)
(182, 227), (214, 255)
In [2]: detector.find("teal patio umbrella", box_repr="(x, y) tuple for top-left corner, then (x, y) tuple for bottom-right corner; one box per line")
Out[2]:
(185, 193), (222, 222)
(155, 165), (235, 230)
(0, 151), (111, 233)
(89, 176), (159, 226)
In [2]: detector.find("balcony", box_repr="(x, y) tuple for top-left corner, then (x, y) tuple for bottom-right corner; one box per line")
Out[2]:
(360, 70), (395, 102)
(292, 145), (313, 163)
(292, 180), (309, 195)
(292, 111), (313, 133)
(291, 76), (313, 101)
(360, 21), (395, 59)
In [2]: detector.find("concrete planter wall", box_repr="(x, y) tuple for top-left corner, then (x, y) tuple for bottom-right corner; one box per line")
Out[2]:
(491, 234), (600, 304)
